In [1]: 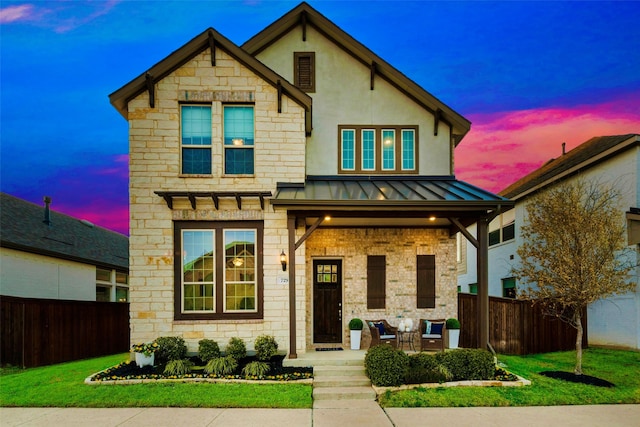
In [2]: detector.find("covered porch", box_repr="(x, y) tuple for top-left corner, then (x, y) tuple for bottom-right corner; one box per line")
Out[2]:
(272, 176), (513, 359)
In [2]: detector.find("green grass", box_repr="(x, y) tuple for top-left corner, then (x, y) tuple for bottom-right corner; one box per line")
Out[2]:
(0, 353), (312, 408)
(379, 348), (640, 407)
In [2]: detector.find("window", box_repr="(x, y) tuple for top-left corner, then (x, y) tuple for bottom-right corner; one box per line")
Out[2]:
(181, 105), (212, 174)
(468, 283), (478, 294)
(367, 255), (386, 309)
(96, 268), (129, 302)
(502, 277), (516, 298)
(338, 125), (418, 173)
(489, 209), (515, 246)
(417, 255), (436, 308)
(294, 52), (315, 92)
(174, 221), (263, 320)
(224, 105), (254, 175)
(341, 129), (355, 170)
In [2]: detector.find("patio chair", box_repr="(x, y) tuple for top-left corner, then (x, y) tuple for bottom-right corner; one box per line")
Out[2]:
(366, 319), (398, 348)
(419, 318), (446, 351)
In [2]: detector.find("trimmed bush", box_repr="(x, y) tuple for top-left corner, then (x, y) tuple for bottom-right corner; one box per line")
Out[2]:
(437, 348), (494, 381)
(163, 359), (194, 376)
(198, 339), (221, 362)
(154, 336), (187, 364)
(254, 335), (278, 361)
(404, 352), (452, 384)
(364, 344), (410, 386)
(226, 337), (247, 360)
(204, 355), (238, 375)
(242, 361), (271, 378)
(348, 318), (363, 330)
(445, 318), (460, 329)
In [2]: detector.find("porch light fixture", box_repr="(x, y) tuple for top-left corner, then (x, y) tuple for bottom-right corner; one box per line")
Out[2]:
(280, 250), (287, 271)
(429, 216), (436, 221)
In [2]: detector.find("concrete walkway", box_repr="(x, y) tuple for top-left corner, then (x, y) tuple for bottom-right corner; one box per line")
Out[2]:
(2, 404), (639, 426)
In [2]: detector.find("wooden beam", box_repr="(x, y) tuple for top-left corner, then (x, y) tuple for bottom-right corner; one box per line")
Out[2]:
(449, 217), (479, 248)
(370, 62), (376, 90)
(208, 30), (216, 66)
(235, 193), (242, 210)
(295, 216), (324, 250)
(301, 12), (307, 42)
(188, 194), (196, 210)
(145, 73), (155, 108)
(211, 195), (219, 210)
(161, 194), (173, 209)
(277, 80), (282, 113)
(259, 194), (265, 210)
(477, 217), (490, 350)
(434, 108), (442, 136)
(288, 215), (297, 359)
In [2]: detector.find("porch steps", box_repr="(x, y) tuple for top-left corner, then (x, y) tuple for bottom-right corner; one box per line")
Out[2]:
(311, 358), (376, 402)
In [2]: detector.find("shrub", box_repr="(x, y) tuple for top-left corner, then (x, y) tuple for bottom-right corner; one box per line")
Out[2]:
(242, 361), (271, 378)
(254, 335), (278, 361)
(198, 339), (221, 362)
(204, 356), (238, 376)
(364, 344), (409, 386)
(226, 337), (247, 360)
(437, 348), (494, 381)
(404, 352), (452, 384)
(445, 318), (460, 329)
(163, 359), (194, 376)
(348, 318), (363, 330)
(154, 336), (187, 364)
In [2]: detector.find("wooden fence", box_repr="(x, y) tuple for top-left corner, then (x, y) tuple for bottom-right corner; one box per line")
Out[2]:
(458, 293), (587, 355)
(1, 296), (130, 368)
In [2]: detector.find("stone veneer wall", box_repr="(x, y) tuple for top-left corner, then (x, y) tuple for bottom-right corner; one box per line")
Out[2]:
(304, 227), (458, 349)
(127, 48), (307, 354)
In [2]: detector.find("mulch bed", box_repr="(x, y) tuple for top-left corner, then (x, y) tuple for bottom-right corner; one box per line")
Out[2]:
(539, 371), (614, 388)
(90, 355), (312, 382)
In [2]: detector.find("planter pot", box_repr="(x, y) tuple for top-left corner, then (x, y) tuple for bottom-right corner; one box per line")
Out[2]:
(350, 330), (362, 350)
(135, 352), (155, 367)
(447, 329), (460, 349)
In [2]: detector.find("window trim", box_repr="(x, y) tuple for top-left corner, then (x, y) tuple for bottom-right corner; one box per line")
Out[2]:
(174, 221), (263, 320)
(338, 125), (418, 174)
(223, 104), (255, 176)
(341, 129), (356, 171)
(361, 129), (376, 171)
(180, 104), (213, 176)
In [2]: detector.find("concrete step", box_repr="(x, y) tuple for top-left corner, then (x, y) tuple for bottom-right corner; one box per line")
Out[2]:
(313, 365), (366, 377)
(314, 375), (371, 388)
(312, 386), (377, 401)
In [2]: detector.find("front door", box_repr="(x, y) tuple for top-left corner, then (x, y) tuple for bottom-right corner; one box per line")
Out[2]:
(313, 259), (342, 343)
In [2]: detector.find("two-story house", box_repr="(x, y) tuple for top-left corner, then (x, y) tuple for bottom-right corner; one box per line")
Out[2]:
(110, 2), (510, 357)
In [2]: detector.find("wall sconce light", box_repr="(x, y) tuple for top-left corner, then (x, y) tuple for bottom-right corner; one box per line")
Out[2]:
(280, 250), (287, 271)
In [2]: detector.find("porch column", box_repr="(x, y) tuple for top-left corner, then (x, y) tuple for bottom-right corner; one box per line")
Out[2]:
(287, 215), (297, 359)
(477, 217), (489, 350)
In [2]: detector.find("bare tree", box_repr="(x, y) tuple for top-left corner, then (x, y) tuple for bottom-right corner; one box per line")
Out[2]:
(514, 179), (636, 374)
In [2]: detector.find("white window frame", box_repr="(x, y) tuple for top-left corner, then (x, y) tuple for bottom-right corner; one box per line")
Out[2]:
(223, 228), (258, 313)
(361, 129), (376, 171)
(381, 129), (396, 171)
(341, 129), (356, 171)
(181, 229), (216, 313)
(401, 129), (416, 171)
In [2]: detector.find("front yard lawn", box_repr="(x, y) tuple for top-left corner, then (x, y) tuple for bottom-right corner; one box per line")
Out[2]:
(379, 348), (640, 407)
(0, 353), (312, 408)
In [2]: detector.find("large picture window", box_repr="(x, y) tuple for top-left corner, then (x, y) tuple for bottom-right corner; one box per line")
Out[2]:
(224, 105), (255, 175)
(181, 105), (212, 175)
(174, 221), (263, 320)
(338, 125), (418, 174)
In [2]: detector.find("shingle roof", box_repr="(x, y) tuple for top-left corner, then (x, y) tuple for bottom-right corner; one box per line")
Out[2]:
(273, 176), (511, 210)
(0, 193), (128, 271)
(499, 134), (639, 200)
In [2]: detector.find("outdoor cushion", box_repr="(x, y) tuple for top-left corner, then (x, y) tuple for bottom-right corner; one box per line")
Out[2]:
(424, 320), (432, 334)
(380, 334), (396, 340)
(374, 322), (385, 336)
(431, 323), (444, 335)
(422, 333), (442, 339)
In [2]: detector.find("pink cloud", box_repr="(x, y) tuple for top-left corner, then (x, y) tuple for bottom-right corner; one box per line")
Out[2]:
(0, 4), (35, 23)
(455, 92), (640, 194)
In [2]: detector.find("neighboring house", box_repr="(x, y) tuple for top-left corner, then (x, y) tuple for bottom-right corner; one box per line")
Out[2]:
(109, 2), (510, 357)
(0, 193), (129, 302)
(458, 134), (640, 350)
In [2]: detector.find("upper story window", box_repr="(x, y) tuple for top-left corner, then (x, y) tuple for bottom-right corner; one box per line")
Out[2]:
(338, 125), (418, 174)
(489, 209), (515, 246)
(224, 105), (254, 175)
(181, 105), (212, 175)
(294, 52), (315, 92)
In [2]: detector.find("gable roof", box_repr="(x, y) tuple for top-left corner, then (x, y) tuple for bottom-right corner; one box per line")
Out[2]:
(242, 2), (471, 145)
(109, 27), (313, 134)
(499, 134), (640, 200)
(0, 193), (128, 271)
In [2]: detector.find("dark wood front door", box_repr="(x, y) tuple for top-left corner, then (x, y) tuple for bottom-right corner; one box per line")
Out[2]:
(313, 259), (342, 343)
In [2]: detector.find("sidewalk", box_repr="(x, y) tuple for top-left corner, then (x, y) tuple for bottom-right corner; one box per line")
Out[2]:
(2, 404), (639, 427)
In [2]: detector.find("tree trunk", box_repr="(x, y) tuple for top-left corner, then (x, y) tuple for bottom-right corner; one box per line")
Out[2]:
(574, 310), (583, 375)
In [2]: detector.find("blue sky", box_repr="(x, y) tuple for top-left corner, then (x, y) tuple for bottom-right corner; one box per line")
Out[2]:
(1, 0), (639, 235)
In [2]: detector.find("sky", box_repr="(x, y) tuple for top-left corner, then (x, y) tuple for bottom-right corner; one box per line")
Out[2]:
(1, 0), (639, 236)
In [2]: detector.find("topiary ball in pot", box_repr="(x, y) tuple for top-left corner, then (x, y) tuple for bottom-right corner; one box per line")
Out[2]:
(348, 318), (363, 330)
(446, 318), (460, 329)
